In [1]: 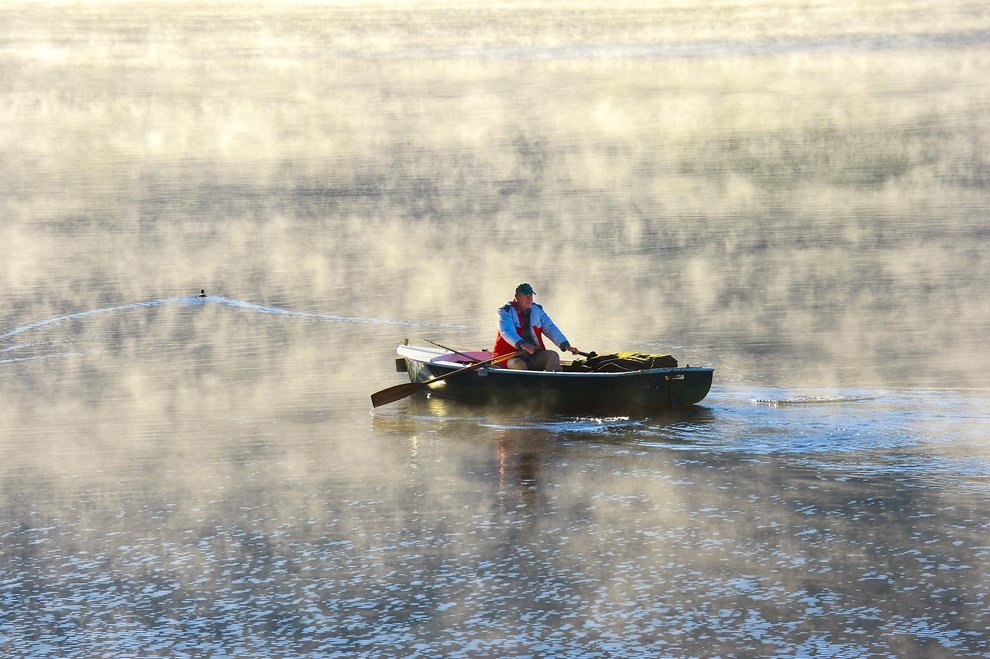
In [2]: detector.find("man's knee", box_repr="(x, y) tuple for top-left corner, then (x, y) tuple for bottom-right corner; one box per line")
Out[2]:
(506, 357), (527, 370)
(533, 350), (561, 372)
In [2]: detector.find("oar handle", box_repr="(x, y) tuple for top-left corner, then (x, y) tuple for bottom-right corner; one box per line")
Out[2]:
(574, 350), (598, 358)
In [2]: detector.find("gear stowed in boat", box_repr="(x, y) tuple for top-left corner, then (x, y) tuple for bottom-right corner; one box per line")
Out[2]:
(380, 341), (713, 413)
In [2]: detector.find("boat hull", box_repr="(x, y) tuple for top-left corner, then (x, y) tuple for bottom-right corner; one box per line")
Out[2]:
(395, 345), (713, 414)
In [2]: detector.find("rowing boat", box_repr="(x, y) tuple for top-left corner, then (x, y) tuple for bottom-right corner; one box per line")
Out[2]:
(390, 342), (713, 413)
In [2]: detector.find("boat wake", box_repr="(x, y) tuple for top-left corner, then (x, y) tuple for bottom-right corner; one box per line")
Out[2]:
(0, 295), (464, 343)
(0, 298), (175, 341)
(752, 395), (875, 406)
(212, 297), (464, 329)
(0, 352), (85, 365)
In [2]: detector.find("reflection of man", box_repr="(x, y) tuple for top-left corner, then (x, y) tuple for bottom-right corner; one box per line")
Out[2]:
(497, 431), (547, 513)
(492, 283), (580, 372)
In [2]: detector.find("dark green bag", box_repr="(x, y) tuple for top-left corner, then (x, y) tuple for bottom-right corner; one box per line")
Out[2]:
(571, 351), (678, 372)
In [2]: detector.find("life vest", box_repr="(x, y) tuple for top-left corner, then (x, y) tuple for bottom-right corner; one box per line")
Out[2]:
(492, 301), (547, 364)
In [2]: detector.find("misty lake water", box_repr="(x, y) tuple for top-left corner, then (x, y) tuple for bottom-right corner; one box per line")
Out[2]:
(2, 2), (989, 656)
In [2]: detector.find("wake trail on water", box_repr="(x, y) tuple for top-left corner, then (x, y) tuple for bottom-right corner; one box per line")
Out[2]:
(752, 395), (875, 406)
(0, 295), (464, 343)
(211, 297), (465, 329)
(0, 298), (176, 341)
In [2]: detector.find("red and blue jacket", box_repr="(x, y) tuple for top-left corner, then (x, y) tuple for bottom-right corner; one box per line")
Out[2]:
(492, 301), (570, 364)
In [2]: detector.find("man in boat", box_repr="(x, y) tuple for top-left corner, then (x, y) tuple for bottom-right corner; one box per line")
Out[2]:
(493, 282), (581, 372)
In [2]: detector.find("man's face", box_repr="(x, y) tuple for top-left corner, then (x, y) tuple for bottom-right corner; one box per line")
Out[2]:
(515, 293), (534, 311)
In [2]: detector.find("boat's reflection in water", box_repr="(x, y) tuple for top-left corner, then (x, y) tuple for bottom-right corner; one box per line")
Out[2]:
(373, 392), (720, 517)
(401, 391), (717, 427)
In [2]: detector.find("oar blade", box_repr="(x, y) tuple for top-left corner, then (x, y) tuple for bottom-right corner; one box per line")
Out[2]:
(370, 381), (424, 408)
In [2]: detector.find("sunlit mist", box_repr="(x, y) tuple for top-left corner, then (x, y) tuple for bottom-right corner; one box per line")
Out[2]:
(4, 2), (988, 388)
(2, 2), (990, 656)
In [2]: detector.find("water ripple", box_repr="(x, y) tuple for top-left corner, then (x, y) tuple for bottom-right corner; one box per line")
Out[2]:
(0, 296), (464, 345)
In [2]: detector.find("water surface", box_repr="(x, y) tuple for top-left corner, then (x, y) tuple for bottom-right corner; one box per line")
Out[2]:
(2, 2), (989, 656)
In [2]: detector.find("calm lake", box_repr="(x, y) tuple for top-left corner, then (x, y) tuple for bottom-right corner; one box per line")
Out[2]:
(2, 2), (989, 656)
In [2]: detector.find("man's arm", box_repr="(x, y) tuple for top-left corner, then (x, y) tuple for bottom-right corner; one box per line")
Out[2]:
(534, 305), (570, 351)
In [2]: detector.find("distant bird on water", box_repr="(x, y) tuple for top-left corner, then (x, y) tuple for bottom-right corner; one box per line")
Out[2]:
(198, 289), (207, 298)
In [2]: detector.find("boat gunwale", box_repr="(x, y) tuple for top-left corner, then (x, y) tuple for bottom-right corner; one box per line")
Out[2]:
(396, 343), (714, 379)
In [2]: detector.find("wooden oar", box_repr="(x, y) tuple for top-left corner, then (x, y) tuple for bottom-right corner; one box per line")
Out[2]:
(371, 350), (523, 408)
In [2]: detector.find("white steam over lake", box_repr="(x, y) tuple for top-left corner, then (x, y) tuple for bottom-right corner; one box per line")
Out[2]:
(2, 2), (989, 656)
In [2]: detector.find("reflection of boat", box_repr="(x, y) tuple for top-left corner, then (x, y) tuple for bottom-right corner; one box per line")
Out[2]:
(393, 343), (714, 413)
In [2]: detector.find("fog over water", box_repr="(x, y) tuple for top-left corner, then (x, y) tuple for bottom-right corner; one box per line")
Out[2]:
(2, 1), (990, 656)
